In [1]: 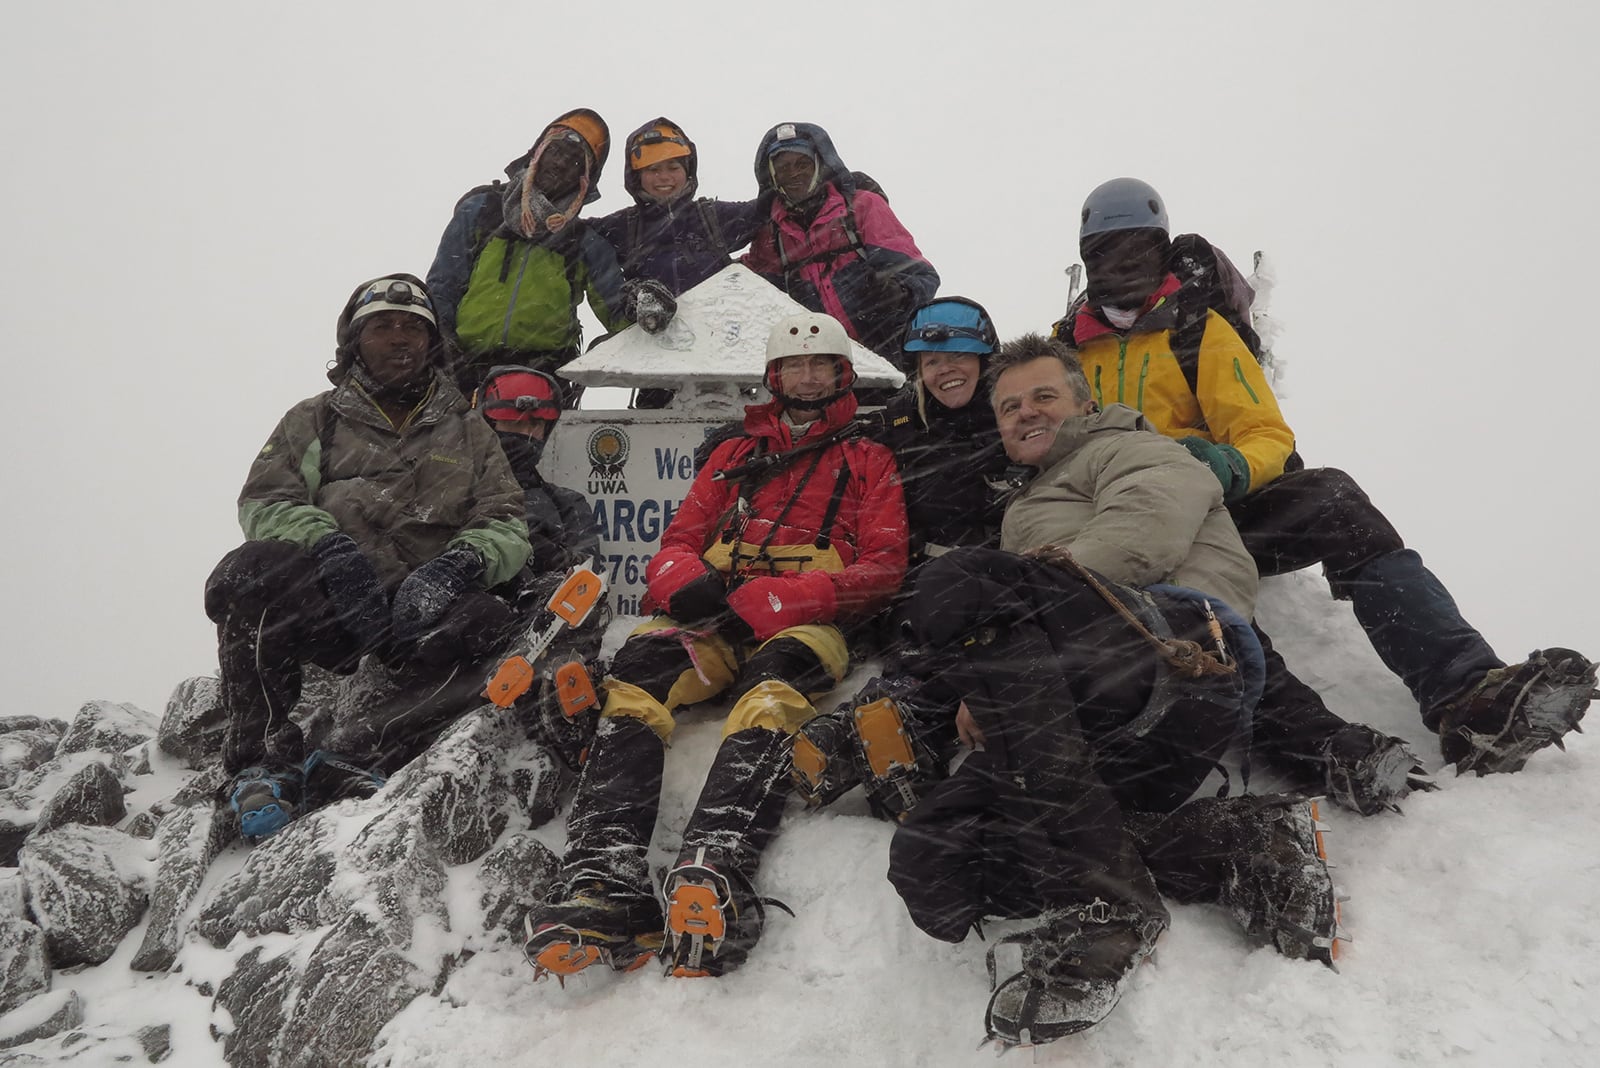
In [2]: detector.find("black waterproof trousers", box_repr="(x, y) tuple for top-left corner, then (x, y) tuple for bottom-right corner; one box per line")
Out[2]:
(888, 548), (1242, 943)
(1229, 467), (1504, 765)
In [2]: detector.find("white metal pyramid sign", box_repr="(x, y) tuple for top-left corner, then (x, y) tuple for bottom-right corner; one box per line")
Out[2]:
(560, 264), (906, 389)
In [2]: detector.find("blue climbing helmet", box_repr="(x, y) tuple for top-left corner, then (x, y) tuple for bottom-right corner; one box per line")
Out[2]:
(901, 297), (998, 367)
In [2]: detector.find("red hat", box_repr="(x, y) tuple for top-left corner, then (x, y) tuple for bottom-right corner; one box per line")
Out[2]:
(480, 366), (561, 422)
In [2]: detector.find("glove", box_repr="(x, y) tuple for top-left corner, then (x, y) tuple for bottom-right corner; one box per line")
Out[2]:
(621, 278), (677, 335)
(311, 532), (390, 648)
(391, 545), (484, 645)
(664, 561), (729, 623)
(726, 573), (836, 643)
(1178, 437), (1252, 502)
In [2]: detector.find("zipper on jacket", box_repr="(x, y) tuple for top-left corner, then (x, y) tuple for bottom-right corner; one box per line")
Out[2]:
(1092, 366), (1104, 409)
(1116, 337), (1129, 402)
(1233, 358), (1261, 403)
(501, 244), (531, 347)
(1136, 352), (1150, 412)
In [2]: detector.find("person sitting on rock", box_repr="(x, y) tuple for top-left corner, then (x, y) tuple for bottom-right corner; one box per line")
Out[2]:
(887, 335), (1337, 1047)
(791, 296), (1008, 817)
(426, 108), (631, 406)
(590, 117), (770, 408)
(1054, 176), (1596, 784)
(203, 275), (530, 840)
(475, 364), (608, 770)
(521, 310), (907, 982)
(741, 121), (938, 401)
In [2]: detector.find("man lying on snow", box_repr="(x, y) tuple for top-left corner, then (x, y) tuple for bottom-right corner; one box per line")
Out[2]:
(1054, 177), (1597, 784)
(522, 311), (907, 982)
(886, 335), (1340, 1047)
(203, 275), (531, 840)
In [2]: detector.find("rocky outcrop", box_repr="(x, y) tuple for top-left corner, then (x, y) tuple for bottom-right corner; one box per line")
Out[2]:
(32, 760), (126, 837)
(17, 826), (150, 967)
(0, 917), (50, 1016)
(55, 700), (157, 759)
(157, 676), (226, 769)
(130, 802), (224, 973)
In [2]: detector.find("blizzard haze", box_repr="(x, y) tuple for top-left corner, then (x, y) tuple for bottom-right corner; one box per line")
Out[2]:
(1, 0), (1596, 720)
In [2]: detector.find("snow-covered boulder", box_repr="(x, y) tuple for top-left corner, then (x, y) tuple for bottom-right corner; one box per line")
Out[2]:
(0, 725), (63, 792)
(32, 760), (126, 837)
(17, 826), (150, 966)
(0, 988), (80, 1051)
(157, 676), (226, 769)
(477, 832), (560, 943)
(197, 705), (517, 949)
(0, 917), (49, 1016)
(131, 802), (225, 973)
(55, 701), (157, 759)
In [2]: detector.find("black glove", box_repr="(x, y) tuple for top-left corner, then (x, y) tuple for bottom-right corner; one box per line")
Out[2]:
(621, 278), (677, 334)
(392, 545), (484, 645)
(665, 560), (729, 623)
(311, 532), (390, 648)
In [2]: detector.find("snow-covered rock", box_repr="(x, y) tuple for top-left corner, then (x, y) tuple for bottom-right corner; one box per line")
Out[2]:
(54, 700), (157, 759)
(0, 726), (63, 792)
(157, 676), (225, 769)
(131, 802), (225, 973)
(0, 988), (80, 1052)
(0, 917), (50, 1016)
(17, 826), (150, 967)
(477, 833), (560, 943)
(31, 760), (125, 837)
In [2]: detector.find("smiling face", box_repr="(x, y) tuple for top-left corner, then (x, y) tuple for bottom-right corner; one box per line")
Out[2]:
(771, 150), (819, 203)
(919, 350), (982, 410)
(775, 352), (842, 418)
(993, 355), (1095, 465)
(639, 158), (688, 201)
(357, 310), (432, 389)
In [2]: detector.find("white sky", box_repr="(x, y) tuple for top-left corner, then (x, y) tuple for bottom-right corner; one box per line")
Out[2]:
(2, 0), (1596, 720)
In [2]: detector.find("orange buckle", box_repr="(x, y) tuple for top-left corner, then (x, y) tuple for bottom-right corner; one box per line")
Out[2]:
(484, 655), (537, 708)
(791, 733), (829, 794)
(853, 696), (916, 779)
(667, 883), (725, 942)
(554, 660), (598, 718)
(549, 565), (605, 627)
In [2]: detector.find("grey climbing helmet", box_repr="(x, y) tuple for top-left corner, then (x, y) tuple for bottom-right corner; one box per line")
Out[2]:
(1080, 178), (1169, 239)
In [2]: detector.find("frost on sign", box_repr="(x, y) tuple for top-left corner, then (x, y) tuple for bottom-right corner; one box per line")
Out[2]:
(561, 264), (905, 390)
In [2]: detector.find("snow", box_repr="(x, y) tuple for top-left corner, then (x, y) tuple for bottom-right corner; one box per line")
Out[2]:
(563, 264), (906, 390)
(5, 567), (1597, 1065)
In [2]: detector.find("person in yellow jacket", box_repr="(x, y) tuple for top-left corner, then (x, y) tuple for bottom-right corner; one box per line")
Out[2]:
(1054, 177), (1595, 784)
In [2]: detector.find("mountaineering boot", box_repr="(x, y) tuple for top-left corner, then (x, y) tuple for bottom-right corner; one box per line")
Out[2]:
(1435, 648), (1598, 775)
(665, 726), (793, 977)
(1129, 794), (1344, 966)
(301, 749), (385, 808)
(791, 708), (860, 807)
(522, 880), (663, 980)
(522, 659), (601, 773)
(1319, 724), (1435, 816)
(228, 764), (306, 841)
(983, 899), (1167, 1048)
(792, 676), (947, 819)
(525, 714), (667, 981)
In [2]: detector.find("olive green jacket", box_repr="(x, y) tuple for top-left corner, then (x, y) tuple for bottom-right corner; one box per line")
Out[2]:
(237, 372), (530, 589)
(1000, 403), (1258, 618)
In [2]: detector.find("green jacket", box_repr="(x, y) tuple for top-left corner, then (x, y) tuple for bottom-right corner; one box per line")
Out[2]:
(237, 372), (530, 589)
(1000, 403), (1258, 618)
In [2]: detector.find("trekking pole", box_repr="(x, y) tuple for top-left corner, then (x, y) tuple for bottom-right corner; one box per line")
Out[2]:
(1064, 263), (1083, 305)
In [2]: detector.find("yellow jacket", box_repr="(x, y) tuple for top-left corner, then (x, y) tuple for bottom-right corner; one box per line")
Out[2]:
(1069, 305), (1294, 493)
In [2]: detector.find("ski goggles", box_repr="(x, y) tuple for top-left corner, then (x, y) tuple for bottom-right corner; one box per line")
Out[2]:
(350, 278), (436, 328)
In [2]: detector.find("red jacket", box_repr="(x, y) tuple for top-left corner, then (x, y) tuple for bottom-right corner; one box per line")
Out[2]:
(646, 392), (908, 630)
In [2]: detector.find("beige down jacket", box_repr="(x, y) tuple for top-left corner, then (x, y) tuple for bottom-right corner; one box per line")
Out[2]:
(1000, 403), (1258, 618)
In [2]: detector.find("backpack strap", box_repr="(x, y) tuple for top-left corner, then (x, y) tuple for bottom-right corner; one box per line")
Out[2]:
(696, 199), (731, 266)
(622, 206), (643, 273)
(812, 456), (854, 551)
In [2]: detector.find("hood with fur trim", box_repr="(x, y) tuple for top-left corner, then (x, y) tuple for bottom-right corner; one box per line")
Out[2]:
(503, 108), (611, 205)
